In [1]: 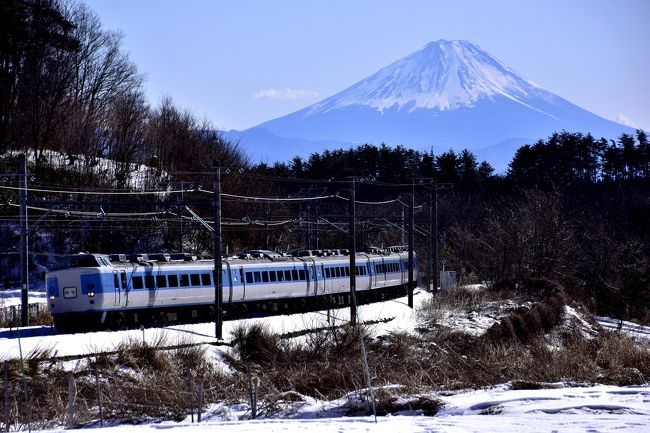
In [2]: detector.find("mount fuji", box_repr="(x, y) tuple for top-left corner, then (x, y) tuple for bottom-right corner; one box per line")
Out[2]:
(227, 40), (634, 170)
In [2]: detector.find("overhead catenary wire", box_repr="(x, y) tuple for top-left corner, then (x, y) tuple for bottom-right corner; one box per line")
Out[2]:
(0, 184), (191, 195)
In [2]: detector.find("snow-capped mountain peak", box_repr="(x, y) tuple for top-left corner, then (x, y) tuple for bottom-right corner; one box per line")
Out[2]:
(308, 40), (542, 114)
(243, 39), (634, 170)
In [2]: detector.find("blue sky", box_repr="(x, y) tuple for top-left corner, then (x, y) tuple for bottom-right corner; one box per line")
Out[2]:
(87, 0), (649, 131)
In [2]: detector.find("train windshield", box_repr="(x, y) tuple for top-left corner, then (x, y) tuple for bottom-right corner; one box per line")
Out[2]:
(50, 255), (100, 271)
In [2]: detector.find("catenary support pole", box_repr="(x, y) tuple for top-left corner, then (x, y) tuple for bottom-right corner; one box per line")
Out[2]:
(426, 191), (436, 290)
(19, 155), (28, 327)
(348, 179), (357, 326)
(408, 191), (415, 308)
(433, 185), (438, 291)
(213, 162), (223, 340)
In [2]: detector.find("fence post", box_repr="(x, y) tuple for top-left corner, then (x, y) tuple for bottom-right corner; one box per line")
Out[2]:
(186, 368), (193, 423)
(197, 381), (203, 423)
(94, 361), (104, 427)
(3, 361), (9, 433)
(67, 373), (75, 427)
(247, 366), (257, 419)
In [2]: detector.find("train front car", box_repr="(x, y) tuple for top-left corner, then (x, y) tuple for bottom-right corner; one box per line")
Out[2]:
(46, 254), (114, 330)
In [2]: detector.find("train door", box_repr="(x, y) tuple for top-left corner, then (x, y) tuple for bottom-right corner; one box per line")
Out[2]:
(238, 267), (246, 300)
(120, 270), (128, 306)
(112, 271), (120, 305)
(224, 262), (233, 303)
(145, 266), (157, 306)
(321, 264), (329, 294)
(308, 261), (319, 295)
(303, 259), (318, 296)
(363, 255), (372, 290)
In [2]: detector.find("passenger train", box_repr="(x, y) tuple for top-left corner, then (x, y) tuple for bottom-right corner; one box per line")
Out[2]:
(45, 249), (418, 330)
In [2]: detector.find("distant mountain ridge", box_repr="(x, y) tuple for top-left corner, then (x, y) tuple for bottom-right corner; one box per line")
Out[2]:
(227, 40), (634, 170)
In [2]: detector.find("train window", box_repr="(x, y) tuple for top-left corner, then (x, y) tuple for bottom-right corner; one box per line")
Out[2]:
(291, 269), (298, 281)
(133, 276), (144, 289)
(145, 275), (155, 289)
(284, 270), (292, 281)
(344, 267), (350, 277)
(168, 274), (179, 287)
(253, 272), (262, 283)
(180, 274), (190, 287)
(262, 271), (269, 283)
(324, 268), (330, 278)
(113, 272), (119, 289)
(156, 275), (167, 288)
(245, 272), (253, 284)
(190, 274), (201, 286)
(298, 269), (306, 280)
(269, 271), (276, 282)
(334, 267), (340, 278)
(276, 270), (284, 282)
(201, 273), (211, 286)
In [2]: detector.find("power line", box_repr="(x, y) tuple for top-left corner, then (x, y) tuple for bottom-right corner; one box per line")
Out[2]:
(0, 184), (192, 195)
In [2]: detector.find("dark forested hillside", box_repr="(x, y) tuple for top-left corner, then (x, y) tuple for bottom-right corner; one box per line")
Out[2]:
(250, 132), (650, 323)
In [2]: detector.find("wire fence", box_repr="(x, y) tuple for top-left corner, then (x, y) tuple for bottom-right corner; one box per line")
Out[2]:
(1, 355), (259, 431)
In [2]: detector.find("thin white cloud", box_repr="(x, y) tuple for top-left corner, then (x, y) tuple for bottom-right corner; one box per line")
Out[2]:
(254, 88), (320, 100)
(616, 113), (637, 128)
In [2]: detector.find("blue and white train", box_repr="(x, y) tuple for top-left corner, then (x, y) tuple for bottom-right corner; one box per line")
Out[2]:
(45, 249), (418, 330)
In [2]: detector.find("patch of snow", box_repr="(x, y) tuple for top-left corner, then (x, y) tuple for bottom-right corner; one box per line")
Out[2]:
(37, 384), (650, 432)
(595, 316), (650, 342)
(0, 289), (46, 308)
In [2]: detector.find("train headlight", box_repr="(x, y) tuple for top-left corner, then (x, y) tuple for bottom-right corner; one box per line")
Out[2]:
(49, 295), (55, 300)
(88, 291), (95, 297)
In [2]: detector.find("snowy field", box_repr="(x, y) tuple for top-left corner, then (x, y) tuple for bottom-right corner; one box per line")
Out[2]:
(595, 316), (650, 342)
(2, 289), (650, 432)
(0, 290), (425, 360)
(40, 384), (650, 433)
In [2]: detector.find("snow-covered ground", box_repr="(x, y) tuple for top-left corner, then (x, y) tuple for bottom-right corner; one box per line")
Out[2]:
(596, 316), (650, 342)
(0, 288), (46, 308)
(3, 288), (650, 432)
(40, 383), (650, 433)
(0, 289), (426, 360)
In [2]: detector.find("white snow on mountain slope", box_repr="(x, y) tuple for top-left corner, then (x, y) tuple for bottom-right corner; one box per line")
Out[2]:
(308, 40), (554, 115)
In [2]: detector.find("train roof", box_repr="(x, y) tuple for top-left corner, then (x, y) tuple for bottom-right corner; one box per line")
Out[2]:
(50, 249), (410, 271)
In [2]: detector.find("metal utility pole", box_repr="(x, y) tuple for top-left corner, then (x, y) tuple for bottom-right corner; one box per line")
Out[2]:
(19, 154), (29, 327)
(400, 207), (406, 245)
(432, 186), (438, 291)
(407, 192), (414, 308)
(213, 162), (223, 339)
(426, 191), (432, 292)
(348, 179), (357, 326)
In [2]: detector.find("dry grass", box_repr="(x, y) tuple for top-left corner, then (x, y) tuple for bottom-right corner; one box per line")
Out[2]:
(2, 288), (648, 427)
